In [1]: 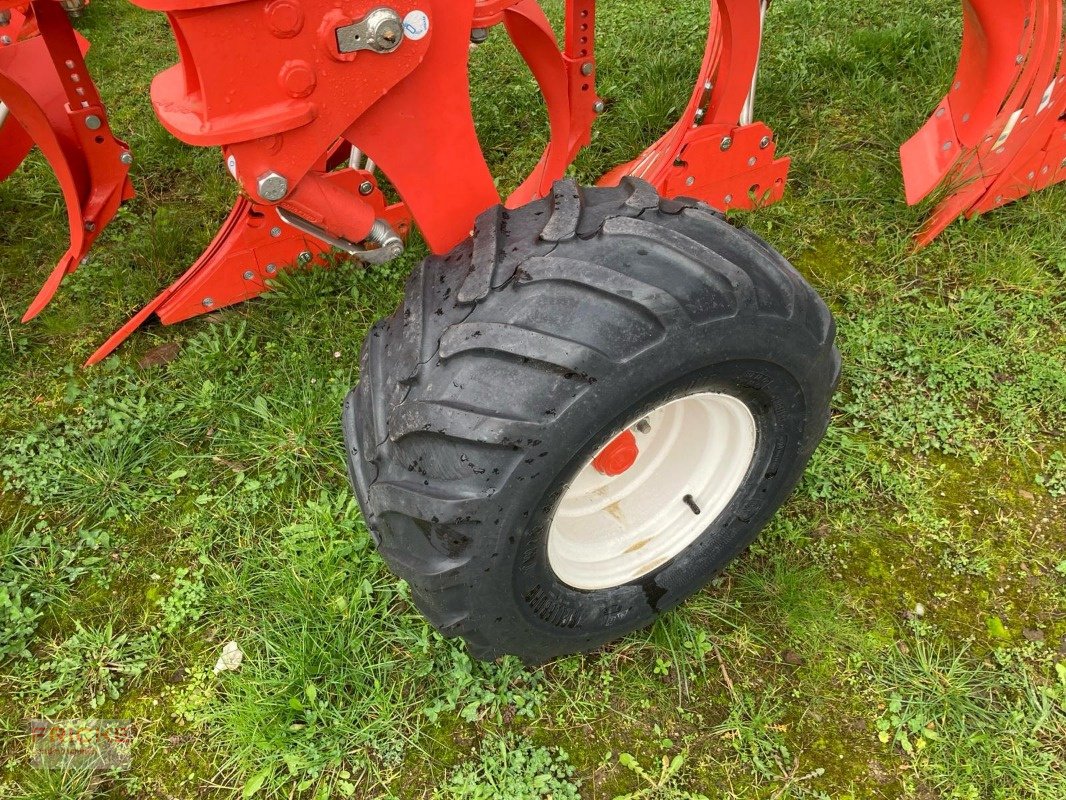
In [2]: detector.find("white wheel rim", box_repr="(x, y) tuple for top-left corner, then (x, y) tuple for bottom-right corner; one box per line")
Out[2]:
(547, 392), (758, 591)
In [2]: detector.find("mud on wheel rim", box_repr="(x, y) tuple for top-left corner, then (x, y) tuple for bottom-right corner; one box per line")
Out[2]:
(547, 391), (758, 591)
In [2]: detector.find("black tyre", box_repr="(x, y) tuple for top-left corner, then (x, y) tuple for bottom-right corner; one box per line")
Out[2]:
(342, 178), (839, 663)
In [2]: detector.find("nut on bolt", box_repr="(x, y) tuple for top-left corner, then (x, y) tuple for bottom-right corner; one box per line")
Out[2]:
(257, 172), (289, 202)
(366, 8), (403, 51)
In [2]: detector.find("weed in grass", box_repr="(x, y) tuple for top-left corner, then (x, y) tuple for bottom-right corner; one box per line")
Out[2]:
(155, 567), (207, 636)
(836, 289), (1066, 461)
(612, 751), (710, 800)
(873, 637), (1066, 800)
(712, 692), (829, 798)
(0, 517), (111, 662)
(424, 648), (546, 725)
(12, 765), (101, 800)
(37, 621), (156, 714)
(433, 734), (580, 800)
(1036, 451), (1066, 497)
(731, 558), (840, 647)
(0, 365), (183, 521)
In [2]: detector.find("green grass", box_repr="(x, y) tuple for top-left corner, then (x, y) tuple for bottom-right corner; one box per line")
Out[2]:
(2, 0), (1065, 798)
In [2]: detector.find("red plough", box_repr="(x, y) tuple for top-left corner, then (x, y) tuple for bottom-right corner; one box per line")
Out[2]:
(86, 143), (413, 364)
(902, 0), (1066, 245)
(599, 0), (789, 211)
(2, 1), (1063, 359)
(4, 0), (793, 363)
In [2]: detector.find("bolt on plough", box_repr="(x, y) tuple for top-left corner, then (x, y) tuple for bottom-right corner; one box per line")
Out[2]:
(2, 0), (1064, 660)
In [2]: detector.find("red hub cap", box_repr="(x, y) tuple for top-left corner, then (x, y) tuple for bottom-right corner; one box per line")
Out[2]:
(592, 430), (639, 476)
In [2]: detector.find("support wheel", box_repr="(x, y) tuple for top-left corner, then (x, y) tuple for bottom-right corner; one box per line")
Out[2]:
(342, 179), (840, 663)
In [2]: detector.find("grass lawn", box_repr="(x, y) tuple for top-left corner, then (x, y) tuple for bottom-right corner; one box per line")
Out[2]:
(1, 0), (1064, 797)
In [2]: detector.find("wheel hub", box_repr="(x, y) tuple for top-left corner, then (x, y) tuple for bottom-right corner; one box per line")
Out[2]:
(592, 430), (640, 476)
(548, 391), (758, 591)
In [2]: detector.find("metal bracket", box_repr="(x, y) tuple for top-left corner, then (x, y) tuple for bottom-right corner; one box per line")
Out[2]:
(336, 8), (404, 54)
(276, 207), (404, 265)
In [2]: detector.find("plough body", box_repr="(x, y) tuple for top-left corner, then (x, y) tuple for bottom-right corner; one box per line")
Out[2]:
(0, 0), (133, 322)
(901, 0), (1066, 244)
